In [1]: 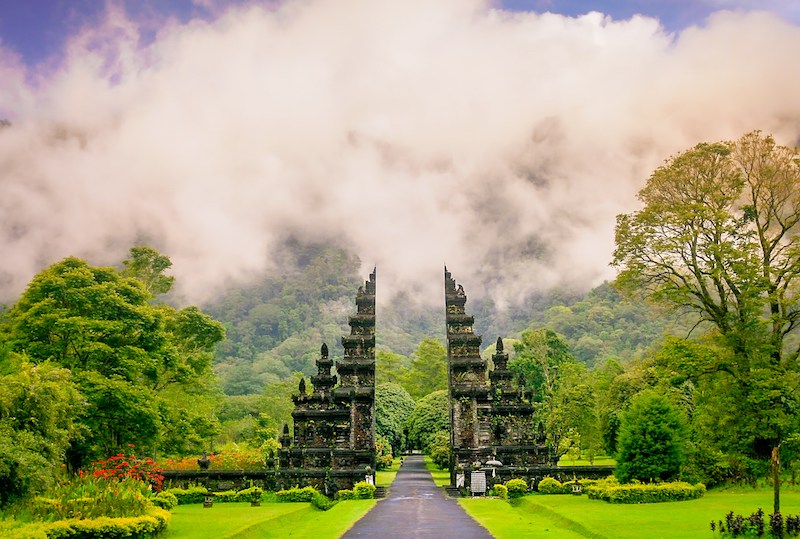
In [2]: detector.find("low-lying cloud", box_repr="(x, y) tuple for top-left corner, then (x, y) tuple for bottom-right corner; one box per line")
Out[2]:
(2, 0), (800, 307)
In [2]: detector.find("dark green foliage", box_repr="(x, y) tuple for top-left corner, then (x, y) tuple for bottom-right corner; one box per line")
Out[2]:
(615, 390), (686, 483)
(375, 382), (415, 453)
(405, 390), (449, 452)
(166, 485), (209, 504)
(428, 430), (450, 469)
(0, 362), (82, 507)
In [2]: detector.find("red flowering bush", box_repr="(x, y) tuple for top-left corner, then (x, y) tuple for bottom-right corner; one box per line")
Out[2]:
(91, 445), (164, 491)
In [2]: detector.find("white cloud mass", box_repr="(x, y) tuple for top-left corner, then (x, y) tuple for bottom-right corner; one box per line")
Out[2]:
(1, 0), (800, 307)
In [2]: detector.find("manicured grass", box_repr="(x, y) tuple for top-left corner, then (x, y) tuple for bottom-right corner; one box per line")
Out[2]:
(460, 487), (800, 539)
(162, 500), (376, 538)
(423, 455), (451, 486)
(376, 457), (401, 487)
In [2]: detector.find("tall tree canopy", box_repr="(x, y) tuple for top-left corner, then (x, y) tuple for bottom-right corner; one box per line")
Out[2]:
(613, 131), (800, 508)
(0, 249), (225, 466)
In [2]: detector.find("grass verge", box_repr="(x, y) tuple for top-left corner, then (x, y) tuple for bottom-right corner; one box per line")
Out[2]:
(460, 486), (800, 539)
(376, 457), (401, 487)
(162, 500), (376, 539)
(423, 455), (450, 487)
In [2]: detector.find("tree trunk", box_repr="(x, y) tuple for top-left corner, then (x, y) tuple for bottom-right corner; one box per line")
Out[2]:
(772, 445), (781, 514)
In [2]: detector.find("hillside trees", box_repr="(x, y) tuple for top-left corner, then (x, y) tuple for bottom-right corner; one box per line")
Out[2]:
(405, 338), (447, 399)
(613, 131), (800, 510)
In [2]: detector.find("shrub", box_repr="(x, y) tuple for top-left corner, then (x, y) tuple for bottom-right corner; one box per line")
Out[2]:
(375, 433), (394, 471)
(275, 486), (319, 502)
(165, 485), (208, 505)
(505, 478), (529, 499)
(586, 480), (705, 504)
(428, 431), (451, 470)
(353, 481), (376, 499)
(336, 489), (354, 500)
(491, 484), (508, 499)
(537, 477), (565, 494)
(311, 492), (337, 511)
(152, 490), (178, 510)
(2, 507), (170, 539)
(213, 486), (263, 503)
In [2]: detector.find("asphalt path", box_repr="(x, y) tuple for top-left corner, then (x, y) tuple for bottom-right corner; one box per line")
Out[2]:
(341, 455), (494, 539)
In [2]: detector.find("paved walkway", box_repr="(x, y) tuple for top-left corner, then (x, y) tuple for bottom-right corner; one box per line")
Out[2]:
(341, 456), (493, 539)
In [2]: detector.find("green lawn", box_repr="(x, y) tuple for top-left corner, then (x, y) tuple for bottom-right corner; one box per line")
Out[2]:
(376, 457), (401, 487)
(460, 487), (800, 539)
(162, 500), (375, 539)
(423, 455), (451, 486)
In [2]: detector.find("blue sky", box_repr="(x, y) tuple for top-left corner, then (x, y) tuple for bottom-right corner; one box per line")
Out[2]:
(2, 0), (798, 66)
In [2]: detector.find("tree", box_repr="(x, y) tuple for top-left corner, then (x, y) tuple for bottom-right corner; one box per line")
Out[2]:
(510, 328), (580, 457)
(405, 338), (447, 399)
(613, 131), (800, 508)
(376, 382), (415, 453)
(1, 250), (225, 465)
(0, 361), (82, 506)
(376, 350), (409, 386)
(121, 245), (175, 297)
(406, 390), (449, 452)
(615, 390), (686, 483)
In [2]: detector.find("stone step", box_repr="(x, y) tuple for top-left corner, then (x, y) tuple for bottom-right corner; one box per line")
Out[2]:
(374, 486), (387, 499)
(444, 486), (461, 498)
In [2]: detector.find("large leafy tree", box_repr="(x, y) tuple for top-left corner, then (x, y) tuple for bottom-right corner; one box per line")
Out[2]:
(405, 389), (449, 452)
(0, 361), (82, 506)
(613, 131), (800, 508)
(405, 338), (447, 399)
(615, 390), (686, 483)
(1, 249), (225, 465)
(376, 382), (415, 453)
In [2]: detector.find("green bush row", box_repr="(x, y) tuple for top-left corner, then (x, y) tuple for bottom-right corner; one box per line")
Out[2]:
(275, 486), (319, 503)
(490, 484), (508, 499)
(310, 492), (337, 511)
(586, 480), (706, 503)
(336, 481), (376, 500)
(505, 478), (529, 499)
(0, 507), (170, 539)
(165, 485), (263, 505)
(536, 476), (600, 494)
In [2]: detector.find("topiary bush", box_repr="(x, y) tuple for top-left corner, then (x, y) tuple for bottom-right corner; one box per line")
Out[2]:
(537, 477), (565, 494)
(353, 481), (376, 499)
(335, 489), (354, 500)
(491, 484), (508, 499)
(505, 478), (529, 499)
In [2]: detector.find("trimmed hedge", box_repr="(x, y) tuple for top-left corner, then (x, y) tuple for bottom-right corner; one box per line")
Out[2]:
(1, 507), (170, 539)
(537, 477), (565, 494)
(275, 486), (319, 503)
(213, 486), (262, 504)
(165, 485), (208, 505)
(152, 491), (178, 510)
(353, 481), (376, 499)
(586, 480), (706, 504)
(311, 492), (337, 511)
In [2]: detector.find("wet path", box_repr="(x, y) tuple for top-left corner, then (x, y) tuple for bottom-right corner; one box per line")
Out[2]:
(341, 455), (493, 539)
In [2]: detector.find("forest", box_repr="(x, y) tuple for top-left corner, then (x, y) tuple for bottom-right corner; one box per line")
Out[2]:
(1, 131), (799, 525)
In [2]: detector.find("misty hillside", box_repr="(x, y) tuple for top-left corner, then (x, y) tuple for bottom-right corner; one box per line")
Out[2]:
(206, 244), (684, 395)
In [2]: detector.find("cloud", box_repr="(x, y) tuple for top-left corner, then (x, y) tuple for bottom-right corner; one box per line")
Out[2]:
(1, 0), (800, 308)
